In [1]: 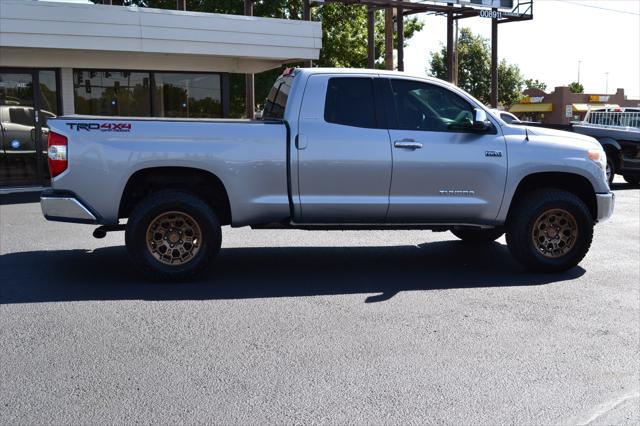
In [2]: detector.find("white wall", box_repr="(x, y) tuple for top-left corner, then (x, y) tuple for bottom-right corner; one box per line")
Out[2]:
(59, 68), (75, 115)
(0, 0), (321, 73)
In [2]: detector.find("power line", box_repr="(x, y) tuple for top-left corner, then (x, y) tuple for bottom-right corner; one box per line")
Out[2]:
(552, 0), (640, 16)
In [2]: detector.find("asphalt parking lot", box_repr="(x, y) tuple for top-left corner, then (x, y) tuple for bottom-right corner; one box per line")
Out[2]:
(1, 179), (638, 425)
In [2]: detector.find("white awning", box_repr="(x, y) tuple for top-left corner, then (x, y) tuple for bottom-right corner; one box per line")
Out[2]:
(0, 0), (322, 73)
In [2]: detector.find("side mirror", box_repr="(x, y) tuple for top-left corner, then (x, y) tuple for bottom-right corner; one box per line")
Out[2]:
(473, 108), (491, 132)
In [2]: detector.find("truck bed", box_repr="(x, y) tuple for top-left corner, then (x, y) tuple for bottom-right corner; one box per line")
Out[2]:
(47, 116), (291, 226)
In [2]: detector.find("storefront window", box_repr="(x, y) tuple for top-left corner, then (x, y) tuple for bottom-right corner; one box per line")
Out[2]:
(74, 71), (151, 116)
(1, 68), (60, 187)
(154, 73), (222, 118)
(74, 70), (222, 118)
(39, 70), (59, 117)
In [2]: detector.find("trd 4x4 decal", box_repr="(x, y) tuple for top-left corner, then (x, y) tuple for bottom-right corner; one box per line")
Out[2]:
(66, 122), (132, 132)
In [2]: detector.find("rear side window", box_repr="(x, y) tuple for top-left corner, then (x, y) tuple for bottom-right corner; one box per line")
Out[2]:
(263, 75), (293, 120)
(324, 78), (376, 128)
(9, 108), (34, 127)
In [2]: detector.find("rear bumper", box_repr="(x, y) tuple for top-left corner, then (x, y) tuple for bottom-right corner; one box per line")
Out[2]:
(41, 190), (98, 224)
(596, 192), (615, 222)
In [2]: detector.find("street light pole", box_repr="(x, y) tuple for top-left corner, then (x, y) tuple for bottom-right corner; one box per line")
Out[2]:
(577, 60), (582, 84)
(605, 72), (609, 93)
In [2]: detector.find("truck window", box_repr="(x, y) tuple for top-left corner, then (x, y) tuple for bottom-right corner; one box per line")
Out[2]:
(9, 107), (34, 127)
(263, 75), (293, 120)
(390, 80), (474, 132)
(324, 78), (376, 129)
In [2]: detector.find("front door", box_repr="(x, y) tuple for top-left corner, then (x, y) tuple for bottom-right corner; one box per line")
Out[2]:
(0, 69), (58, 188)
(296, 74), (392, 223)
(384, 78), (507, 224)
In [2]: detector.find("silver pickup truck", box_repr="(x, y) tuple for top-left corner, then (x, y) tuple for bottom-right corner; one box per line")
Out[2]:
(41, 68), (614, 280)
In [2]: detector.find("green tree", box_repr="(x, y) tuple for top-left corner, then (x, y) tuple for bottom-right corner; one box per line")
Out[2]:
(524, 78), (547, 91)
(497, 60), (523, 108)
(568, 81), (584, 93)
(429, 27), (523, 107)
(430, 28), (490, 103)
(316, 4), (422, 69)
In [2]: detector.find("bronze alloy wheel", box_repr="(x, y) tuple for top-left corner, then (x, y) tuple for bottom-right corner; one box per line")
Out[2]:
(531, 208), (578, 258)
(146, 211), (202, 266)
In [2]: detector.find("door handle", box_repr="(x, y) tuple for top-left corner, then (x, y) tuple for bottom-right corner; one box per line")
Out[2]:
(394, 139), (423, 149)
(296, 134), (307, 150)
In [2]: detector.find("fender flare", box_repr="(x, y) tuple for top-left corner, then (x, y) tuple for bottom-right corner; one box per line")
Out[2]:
(597, 137), (621, 152)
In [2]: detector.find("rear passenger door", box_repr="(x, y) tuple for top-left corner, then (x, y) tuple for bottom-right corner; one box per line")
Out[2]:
(296, 74), (392, 223)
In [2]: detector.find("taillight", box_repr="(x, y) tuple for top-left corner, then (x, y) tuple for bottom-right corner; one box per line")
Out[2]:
(47, 131), (68, 178)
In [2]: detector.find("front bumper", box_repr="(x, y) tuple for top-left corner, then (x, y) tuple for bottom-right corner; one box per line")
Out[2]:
(41, 190), (98, 224)
(596, 192), (615, 222)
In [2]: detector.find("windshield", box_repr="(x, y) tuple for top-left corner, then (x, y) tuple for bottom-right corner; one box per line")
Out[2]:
(262, 75), (294, 120)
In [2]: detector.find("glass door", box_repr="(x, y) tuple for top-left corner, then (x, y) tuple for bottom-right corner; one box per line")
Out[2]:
(0, 69), (58, 187)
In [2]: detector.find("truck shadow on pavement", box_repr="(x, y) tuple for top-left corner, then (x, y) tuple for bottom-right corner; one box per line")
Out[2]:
(1, 241), (586, 304)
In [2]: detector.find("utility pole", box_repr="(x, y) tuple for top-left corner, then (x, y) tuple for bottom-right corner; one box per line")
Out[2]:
(302, 0), (312, 67)
(453, 18), (459, 85)
(446, 11), (454, 83)
(367, 7), (375, 69)
(385, 7), (394, 70)
(605, 72), (609, 93)
(397, 5), (404, 72)
(244, 0), (254, 119)
(490, 9), (498, 108)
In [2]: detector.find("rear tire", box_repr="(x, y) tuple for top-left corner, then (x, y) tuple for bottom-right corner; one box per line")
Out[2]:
(623, 174), (640, 186)
(506, 189), (593, 272)
(451, 228), (504, 243)
(125, 191), (221, 281)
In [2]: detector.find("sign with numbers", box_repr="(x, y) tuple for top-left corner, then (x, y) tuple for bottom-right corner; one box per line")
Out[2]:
(421, 1), (514, 10)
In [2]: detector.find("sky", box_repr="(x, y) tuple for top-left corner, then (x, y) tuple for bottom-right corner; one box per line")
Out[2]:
(404, 0), (640, 98)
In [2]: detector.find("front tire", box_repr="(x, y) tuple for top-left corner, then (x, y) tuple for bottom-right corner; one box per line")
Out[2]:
(451, 228), (504, 243)
(506, 189), (593, 272)
(125, 191), (221, 281)
(605, 152), (616, 186)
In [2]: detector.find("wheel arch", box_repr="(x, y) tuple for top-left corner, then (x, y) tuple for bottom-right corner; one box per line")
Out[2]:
(598, 138), (622, 168)
(597, 137), (622, 152)
(118, 166), (232, 226)
(505, 172), (598, 223)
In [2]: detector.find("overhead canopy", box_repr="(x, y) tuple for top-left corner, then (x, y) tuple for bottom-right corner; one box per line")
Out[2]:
(0, 0), (322, 74)
(510, 103), (553, 113)
(572, 104), (621, 113)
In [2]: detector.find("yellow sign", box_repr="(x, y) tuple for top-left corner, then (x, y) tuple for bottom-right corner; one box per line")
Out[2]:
(521, 96), (544, 104)
(588, 95), (610, 103)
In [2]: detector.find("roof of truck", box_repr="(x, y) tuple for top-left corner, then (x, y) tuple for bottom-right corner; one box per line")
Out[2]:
(295, 67), (450, 85)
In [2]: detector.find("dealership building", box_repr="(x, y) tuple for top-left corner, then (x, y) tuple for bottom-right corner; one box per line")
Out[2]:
(0, 0), (321, 189)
